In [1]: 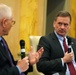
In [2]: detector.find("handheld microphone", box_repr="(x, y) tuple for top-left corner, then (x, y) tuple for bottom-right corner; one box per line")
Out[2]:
(68, 37), (71, 53)
(20, 40), (25, 59)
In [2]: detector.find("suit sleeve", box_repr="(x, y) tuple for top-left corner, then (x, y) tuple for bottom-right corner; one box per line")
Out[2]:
(0, 66), (20, 75)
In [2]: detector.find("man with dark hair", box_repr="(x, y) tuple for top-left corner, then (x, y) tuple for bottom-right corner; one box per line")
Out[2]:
(37, 11), (76, 75)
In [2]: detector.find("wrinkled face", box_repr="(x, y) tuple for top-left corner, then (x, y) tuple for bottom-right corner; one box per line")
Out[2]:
(1, 17), (15, 35)
(53, 17), (70, 37)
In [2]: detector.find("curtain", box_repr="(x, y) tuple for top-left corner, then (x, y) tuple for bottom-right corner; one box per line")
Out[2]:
(19, 0), (38, 52)
(69, 0), (76, 38)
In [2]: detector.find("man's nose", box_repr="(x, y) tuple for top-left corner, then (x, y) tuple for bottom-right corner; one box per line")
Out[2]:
(61, 24), (65, 28)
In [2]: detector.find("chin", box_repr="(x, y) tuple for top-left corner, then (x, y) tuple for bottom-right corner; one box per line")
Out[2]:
(58, 33), (65, 37)
(60, 34), (65, 37)
(4, 33), (9, 36)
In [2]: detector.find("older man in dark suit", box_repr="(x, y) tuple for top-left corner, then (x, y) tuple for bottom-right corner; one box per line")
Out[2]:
(0, 4), (44, 75)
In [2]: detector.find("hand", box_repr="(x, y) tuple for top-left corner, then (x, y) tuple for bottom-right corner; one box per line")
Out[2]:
(28, 46), (44, 65)
(62, 52), (74, 63)
(17, 57), (29, 72)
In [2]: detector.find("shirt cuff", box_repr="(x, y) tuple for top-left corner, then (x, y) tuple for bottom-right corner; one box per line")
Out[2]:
(16, 66), (21, 74)
(61, 58), (64, 66)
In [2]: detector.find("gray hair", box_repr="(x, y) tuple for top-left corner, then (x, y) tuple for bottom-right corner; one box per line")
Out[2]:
(0, 4), (12, 19)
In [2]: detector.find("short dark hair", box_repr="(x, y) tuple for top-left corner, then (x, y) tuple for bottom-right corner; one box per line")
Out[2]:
(54, 11), (71, 23)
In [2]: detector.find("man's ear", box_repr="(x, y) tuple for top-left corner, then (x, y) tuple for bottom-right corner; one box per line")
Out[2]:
(1, 18), (7, 27)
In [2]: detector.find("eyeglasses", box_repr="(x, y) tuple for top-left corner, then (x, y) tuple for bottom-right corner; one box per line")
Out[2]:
(11, 20), (16, 25)
(5, 19), (16, 25)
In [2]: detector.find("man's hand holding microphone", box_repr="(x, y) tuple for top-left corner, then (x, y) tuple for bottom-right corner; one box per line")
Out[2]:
(16, 40), (44, 73)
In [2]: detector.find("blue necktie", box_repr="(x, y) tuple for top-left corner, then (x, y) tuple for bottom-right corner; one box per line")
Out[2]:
(1, 38), (14, 66)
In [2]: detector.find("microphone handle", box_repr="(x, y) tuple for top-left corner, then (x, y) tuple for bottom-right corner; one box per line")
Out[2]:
(68, 45), (71, 53)
(68, 48), (71, 53)
(21, 52), (25, 59)
(21, 48), (25, 59)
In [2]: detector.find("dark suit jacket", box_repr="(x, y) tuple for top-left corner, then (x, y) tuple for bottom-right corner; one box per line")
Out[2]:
(0, 37), (33, 75)
(36, 32), (76, 75)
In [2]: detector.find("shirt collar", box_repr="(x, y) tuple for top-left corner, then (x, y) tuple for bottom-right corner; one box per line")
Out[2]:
(54, 31), (66, 41)
(0, 36), (2, 41)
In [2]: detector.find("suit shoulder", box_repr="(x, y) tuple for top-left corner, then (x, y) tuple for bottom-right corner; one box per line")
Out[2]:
(40, 33), (54, 43)
(41, 33), (51, 39)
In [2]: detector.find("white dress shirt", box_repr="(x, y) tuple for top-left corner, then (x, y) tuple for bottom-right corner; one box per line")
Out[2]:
(53, 31), (76, 75)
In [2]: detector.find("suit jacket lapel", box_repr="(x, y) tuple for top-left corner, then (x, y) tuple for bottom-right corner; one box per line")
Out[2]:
(51, 32), (64, 56)
(0, 41), (13, 66)
(0, 42), (9, 58)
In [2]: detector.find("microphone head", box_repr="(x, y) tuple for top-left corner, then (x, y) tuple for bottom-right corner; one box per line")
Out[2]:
(20, 40), (25, 49)
(68, 37), (71, 45)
